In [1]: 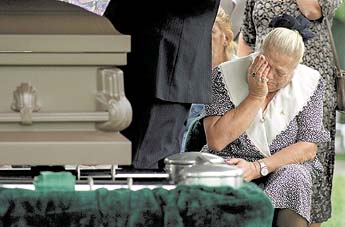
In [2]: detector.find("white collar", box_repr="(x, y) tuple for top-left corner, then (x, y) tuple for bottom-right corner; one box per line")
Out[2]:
(219, 54), (321, 157)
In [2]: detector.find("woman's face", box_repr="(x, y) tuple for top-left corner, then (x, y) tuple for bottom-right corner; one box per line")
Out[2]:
(263, 51), (298, 93)
(211, 22), (227, 68)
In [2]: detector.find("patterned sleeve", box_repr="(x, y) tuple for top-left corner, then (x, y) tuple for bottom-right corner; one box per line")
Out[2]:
(296, 78), (330, 143)
(318, 0), (342, 18)
(202, 67), (235, 118)
(240, 0), (256, 49)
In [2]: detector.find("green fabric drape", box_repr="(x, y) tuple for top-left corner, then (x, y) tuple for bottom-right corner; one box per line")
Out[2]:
(0, 183), (274, 227)
(34, 171), (76, 192)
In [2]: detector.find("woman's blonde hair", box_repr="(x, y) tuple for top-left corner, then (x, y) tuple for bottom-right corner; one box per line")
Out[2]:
(215, 7), (237, 60)
(261, 27), (305, 64)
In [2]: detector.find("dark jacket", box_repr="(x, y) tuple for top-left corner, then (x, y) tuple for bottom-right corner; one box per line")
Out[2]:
(104, 0), (220, 103)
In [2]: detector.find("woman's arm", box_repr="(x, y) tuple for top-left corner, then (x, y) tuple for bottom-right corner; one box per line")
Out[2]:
(297, 0), (322, 20)
(204, 95), (264, 151)
(262, 141), (317, 173)
(205, 55), (270, 151)
(227, 141), (317, 181)
(237, 32), (254, 57)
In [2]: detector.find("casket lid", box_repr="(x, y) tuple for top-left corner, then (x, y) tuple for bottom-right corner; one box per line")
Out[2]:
(0, 0), (130, 53)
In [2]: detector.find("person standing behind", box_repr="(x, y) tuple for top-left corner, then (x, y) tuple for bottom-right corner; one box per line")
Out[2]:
(181, 7), (237, 152)
(211, 7), (237, 68)
(104, 0), (220, 169)
(237, 0), (341, 226)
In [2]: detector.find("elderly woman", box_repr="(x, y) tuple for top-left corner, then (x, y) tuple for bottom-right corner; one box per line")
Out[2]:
(202, 26), (330, 226)
(237, 2), (342, 225)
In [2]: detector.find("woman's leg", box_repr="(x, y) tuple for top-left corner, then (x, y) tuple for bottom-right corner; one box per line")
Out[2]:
(273, 209), (308, 227)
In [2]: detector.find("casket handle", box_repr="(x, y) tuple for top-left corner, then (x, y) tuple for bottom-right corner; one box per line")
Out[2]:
(11, 82), (40, 125)
(96, 68), (132, 132)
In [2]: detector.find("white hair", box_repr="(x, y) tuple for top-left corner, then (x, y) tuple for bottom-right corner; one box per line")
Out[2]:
(260, 27), (305, 64)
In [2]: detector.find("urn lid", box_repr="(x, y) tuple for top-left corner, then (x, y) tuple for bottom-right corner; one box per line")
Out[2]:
(164, 152), (225, 165)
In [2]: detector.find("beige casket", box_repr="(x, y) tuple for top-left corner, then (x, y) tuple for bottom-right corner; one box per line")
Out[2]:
(0, 0), (132, 166)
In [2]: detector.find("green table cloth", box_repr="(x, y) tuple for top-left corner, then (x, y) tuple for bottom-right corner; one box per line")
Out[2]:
(0, 183), (273, 227)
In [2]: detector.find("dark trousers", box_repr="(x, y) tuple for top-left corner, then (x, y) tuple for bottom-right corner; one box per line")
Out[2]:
(122, 97), (190, 169)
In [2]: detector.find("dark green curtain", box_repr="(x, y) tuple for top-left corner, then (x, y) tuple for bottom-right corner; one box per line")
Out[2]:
(0, 183), (274, 227)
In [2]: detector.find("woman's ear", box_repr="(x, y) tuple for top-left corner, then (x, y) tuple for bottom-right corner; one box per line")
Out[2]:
(223, 32), (232, 47)
(224, 31), (233, 43)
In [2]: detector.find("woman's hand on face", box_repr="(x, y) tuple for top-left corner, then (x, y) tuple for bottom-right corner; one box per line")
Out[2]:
(247, 55), (270, 100)
(226, 158), (260, 182)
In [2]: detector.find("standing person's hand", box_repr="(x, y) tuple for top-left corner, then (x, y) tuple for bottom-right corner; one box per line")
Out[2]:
(247, 55), (270, 100)
(226, 158), (261, 182)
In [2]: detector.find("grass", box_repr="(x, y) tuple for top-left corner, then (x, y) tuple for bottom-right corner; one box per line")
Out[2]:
(335, 152), (345, 161)
(322, 163), (345, 227)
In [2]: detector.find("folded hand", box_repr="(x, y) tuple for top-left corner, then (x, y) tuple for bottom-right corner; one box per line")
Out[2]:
(226, 158), (260, 182)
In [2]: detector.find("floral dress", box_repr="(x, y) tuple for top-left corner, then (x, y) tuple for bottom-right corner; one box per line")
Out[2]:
(201, 66), (330, 222)
(241, 0), (342, 222)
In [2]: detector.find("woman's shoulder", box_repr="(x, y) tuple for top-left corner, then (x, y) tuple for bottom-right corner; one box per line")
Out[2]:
(211, 67), (227, 87)
(210, 66), (232, 96)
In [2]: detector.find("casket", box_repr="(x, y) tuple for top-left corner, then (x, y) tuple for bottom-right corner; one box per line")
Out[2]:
(0, 0), (132, 166)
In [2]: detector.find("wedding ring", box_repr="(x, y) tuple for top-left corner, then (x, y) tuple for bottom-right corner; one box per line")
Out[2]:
(252, 72), (256, 78)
